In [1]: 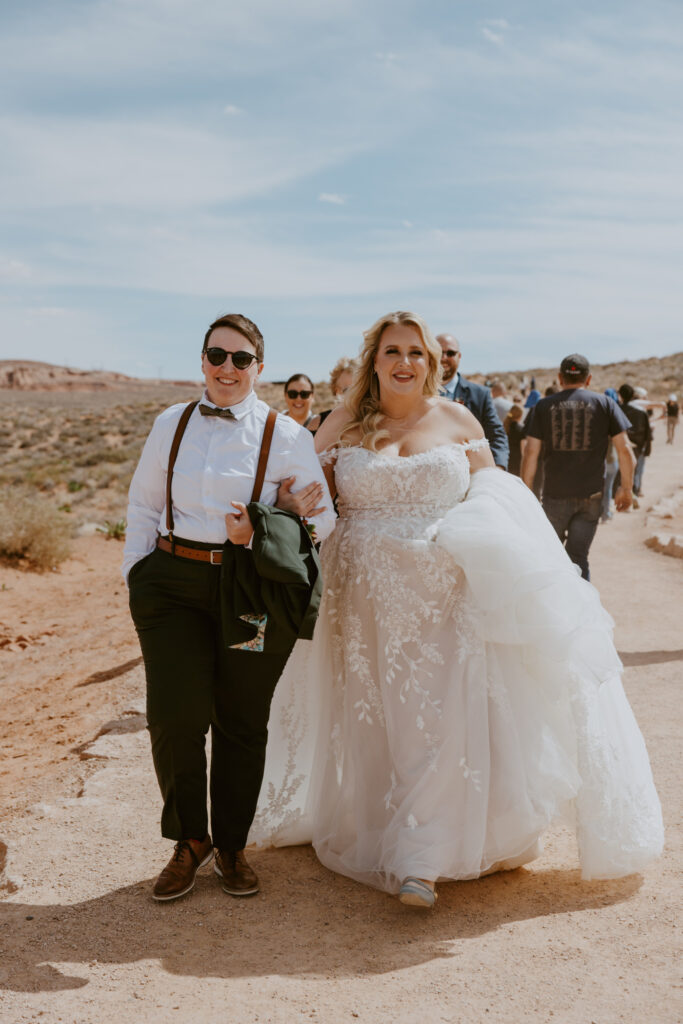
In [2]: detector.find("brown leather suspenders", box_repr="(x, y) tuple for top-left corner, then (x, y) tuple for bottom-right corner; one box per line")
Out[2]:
(165, 401), (199, 538)
(250, 407), (278, 506)
(165, 402), (278, 548)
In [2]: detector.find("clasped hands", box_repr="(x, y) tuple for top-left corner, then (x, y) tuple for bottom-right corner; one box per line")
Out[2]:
(224, 477), (326, 546)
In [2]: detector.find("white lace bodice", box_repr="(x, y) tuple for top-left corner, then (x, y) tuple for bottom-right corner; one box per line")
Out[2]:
(333, 442), (485, 530)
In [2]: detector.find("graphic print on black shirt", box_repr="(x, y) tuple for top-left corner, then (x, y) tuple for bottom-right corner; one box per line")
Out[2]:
(549, 402), (594, 451)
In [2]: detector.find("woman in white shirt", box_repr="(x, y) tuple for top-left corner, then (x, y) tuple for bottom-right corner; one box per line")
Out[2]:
(124, 314), (335, 904)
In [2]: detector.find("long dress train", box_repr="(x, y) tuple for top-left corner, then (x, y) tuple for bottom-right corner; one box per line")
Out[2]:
(249, 443), (663, 892)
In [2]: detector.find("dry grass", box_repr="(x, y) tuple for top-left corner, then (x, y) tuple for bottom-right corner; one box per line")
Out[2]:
(0, 486), (72, 570)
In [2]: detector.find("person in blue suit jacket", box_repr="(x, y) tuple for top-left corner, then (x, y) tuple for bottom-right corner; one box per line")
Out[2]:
(436, 334), (509, 469)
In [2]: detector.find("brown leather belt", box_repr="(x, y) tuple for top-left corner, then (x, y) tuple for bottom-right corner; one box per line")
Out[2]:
(156, 536), (223, 564)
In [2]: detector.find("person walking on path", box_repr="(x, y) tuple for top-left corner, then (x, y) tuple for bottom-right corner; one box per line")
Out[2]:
(436, 333), (509, 469)
(618, 384), (652, 498)
(665, 393), (679, 444)
(521, 354), (634, 581)
(123, 314), (335, 902)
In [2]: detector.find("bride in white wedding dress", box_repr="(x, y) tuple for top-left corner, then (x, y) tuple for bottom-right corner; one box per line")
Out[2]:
(249, 311), (663, 907)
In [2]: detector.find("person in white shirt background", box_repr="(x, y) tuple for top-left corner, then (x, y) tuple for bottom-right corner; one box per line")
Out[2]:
(123, 314), (335, 903)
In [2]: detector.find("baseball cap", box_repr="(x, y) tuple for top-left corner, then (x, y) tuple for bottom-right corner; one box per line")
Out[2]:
(560, 353), (590, 378)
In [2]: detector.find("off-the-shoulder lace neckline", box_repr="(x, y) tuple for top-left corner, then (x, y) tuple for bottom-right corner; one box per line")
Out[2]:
(333, 441), (485, 461)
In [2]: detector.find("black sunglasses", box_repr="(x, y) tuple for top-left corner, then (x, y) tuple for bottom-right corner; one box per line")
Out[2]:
(286, 389), (313, 400)
(204, 347), (259, 369)
(442, 349), (460, 358)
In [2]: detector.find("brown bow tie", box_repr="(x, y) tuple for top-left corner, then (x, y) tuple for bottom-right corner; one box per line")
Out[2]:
(199, 404), (236, 420)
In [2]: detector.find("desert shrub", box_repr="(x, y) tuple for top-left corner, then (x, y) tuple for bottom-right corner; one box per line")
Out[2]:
(102, 448), (138, 464)
(0, 486), (72, 570)
(97, 519), (126, 540)
(74, 450), (104, 467)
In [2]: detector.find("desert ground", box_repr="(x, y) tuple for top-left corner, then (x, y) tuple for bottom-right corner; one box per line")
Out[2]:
(0, 388), (681, 1022)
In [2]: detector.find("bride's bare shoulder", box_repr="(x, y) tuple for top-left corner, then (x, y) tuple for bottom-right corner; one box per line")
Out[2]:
(314, 405), (355, 452)
(432, 397), (485, 441)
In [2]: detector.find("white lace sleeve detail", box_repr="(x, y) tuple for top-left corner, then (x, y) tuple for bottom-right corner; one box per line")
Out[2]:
(318, 446), (339, 467)
(462, 438), (490, 453)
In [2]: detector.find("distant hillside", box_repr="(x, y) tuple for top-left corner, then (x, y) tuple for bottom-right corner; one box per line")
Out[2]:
(1, 352), (680, 399)
(476, 352), (682, 400)
(0, 360), (197, 392)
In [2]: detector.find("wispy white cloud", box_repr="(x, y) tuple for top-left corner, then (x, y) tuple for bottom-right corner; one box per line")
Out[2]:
(223, 104), (243, 116)
(481, 27), (505, 46)
(0, 257), (32, 281)
(318, 193), (346, 205)
(0, 115), (369, 210)
(480, 17), (510, 46)
(0, 0), (369, 84)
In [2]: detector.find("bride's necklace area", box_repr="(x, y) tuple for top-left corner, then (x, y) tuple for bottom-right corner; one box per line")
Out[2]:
(379, 407), (429, 433)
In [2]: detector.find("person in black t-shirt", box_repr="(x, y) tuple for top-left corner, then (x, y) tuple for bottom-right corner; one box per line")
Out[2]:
(521, 354), (634, 581)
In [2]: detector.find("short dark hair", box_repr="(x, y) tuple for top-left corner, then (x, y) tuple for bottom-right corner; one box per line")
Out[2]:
(284, 373), (314, 392)
(619, 384), (635, 404)
(203, 314), (264, 361)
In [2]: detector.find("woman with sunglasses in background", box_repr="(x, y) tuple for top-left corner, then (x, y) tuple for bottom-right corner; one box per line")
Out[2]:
(123, 314), (335, 905)
(283, 374), (316, 428)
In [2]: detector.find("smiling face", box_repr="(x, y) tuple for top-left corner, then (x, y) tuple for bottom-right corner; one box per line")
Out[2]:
(201, 326), (263, 407)
(284, 375), (315, 424)
(437, 334), (461, 383)
(374, 322), (429, 398)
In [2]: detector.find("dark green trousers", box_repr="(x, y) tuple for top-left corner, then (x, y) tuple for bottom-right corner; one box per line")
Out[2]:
(128, 544), (292, 850)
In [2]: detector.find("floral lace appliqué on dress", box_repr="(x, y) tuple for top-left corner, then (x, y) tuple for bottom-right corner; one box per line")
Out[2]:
(250, 441), (663, 892)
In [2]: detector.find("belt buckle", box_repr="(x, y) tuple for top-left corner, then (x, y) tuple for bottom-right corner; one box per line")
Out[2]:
(209, 549), (222, 565)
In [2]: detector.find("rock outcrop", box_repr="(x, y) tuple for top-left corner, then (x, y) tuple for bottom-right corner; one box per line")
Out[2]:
(0, 360), (197, 391)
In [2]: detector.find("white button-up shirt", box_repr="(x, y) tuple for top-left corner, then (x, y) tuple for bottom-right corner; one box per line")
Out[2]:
(441, 372), (459, 399)
(122, 389), (335, 582)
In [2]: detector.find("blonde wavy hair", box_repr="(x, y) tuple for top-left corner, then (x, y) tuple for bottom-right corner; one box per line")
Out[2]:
(340, 311), (443, 451)
(329, 356), (359, 395)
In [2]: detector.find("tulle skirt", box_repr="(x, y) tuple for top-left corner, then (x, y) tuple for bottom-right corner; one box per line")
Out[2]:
(249, 469), (663, 891)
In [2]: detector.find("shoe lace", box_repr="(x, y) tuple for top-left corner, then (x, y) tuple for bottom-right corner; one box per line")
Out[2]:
(172, 840), (191, 862)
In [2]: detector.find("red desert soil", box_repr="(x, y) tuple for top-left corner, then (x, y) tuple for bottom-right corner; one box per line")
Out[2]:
(0, 421), (681, 1024)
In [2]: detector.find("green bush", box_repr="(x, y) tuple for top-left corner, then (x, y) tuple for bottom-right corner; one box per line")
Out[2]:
(0, 486), (72, 570)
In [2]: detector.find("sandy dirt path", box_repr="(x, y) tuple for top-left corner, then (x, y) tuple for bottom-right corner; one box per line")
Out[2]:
(0, 421), (681, 1024)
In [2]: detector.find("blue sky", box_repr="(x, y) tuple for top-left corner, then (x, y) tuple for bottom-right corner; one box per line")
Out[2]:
(1, 0), (682, 382)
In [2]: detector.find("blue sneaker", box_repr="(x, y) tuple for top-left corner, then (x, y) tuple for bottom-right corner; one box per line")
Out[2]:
(398, 877), (437, 908)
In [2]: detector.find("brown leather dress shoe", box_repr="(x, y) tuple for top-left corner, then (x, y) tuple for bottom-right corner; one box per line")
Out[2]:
(214, 848), (259, 896)
(152, 836), (213, 902)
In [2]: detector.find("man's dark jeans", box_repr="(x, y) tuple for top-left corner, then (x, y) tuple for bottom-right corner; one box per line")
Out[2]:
(542, 492), (603, 581)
